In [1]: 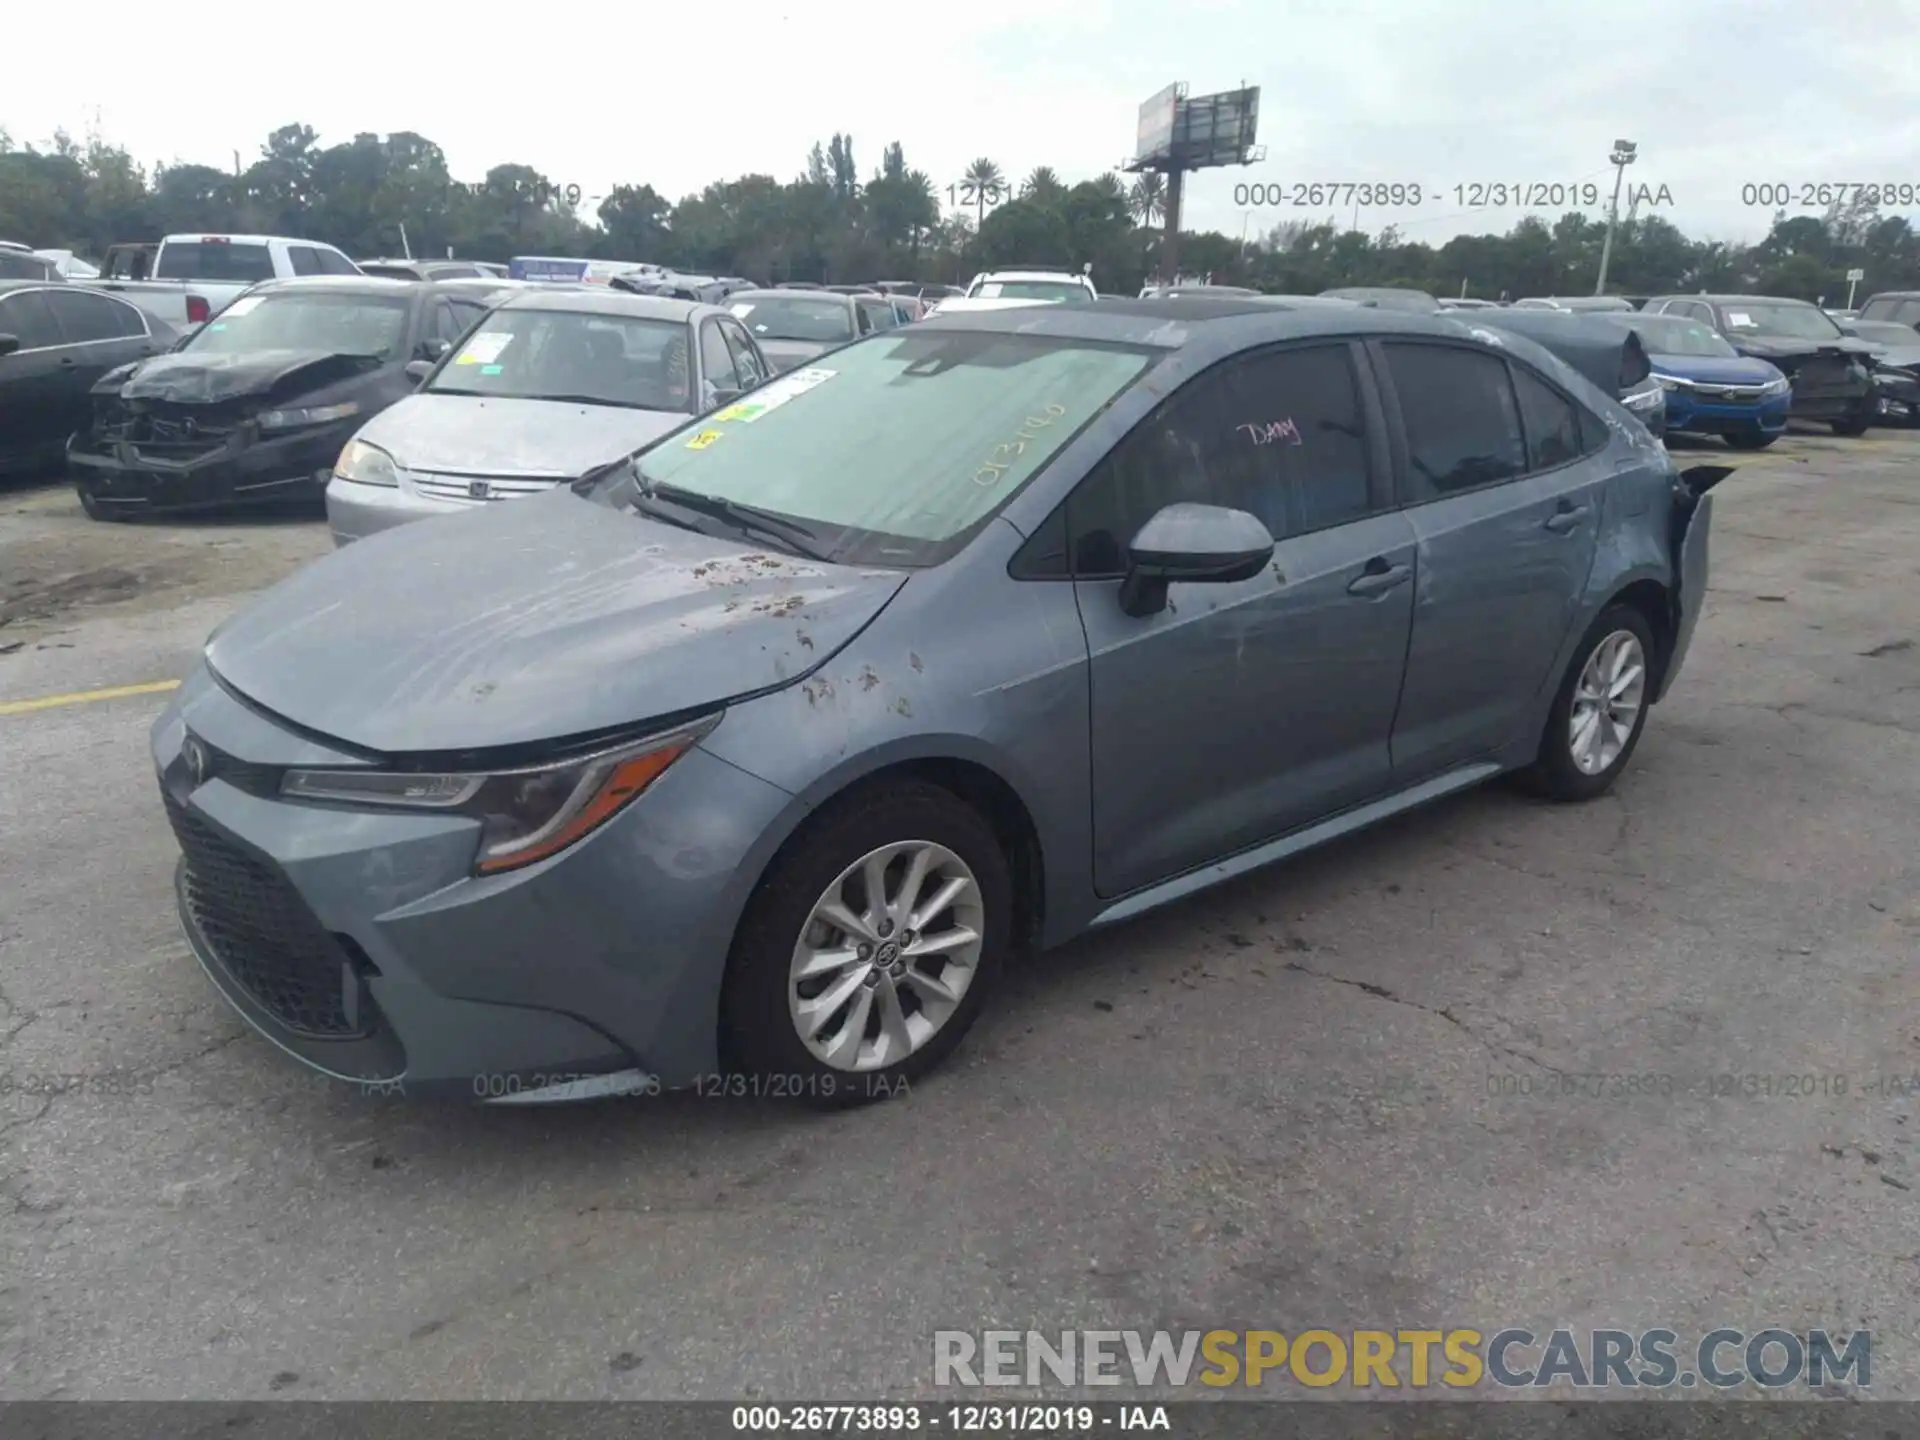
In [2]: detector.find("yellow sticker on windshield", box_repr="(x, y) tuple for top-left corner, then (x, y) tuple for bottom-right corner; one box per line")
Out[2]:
(685, 429), (724, 450)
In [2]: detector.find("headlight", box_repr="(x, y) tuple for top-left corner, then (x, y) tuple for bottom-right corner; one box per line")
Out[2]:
(1651, 372), (1688, 392)
(280, 716), (718, 875)
(333, 438), (399, 487)
(1622, 381), (1664, 412)
(259, 401), (361, 431)
(1760, 376), (1791, 396)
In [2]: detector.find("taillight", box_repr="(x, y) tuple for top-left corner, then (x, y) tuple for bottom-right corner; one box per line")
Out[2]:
(186, 295), (210, 324)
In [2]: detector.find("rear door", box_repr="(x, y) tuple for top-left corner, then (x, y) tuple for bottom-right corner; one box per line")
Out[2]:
(1374, 339), (1607, 780)
(0, 289), (71, 469)
(1071, 340), (1416, 896)
(41, 289), (160, 440)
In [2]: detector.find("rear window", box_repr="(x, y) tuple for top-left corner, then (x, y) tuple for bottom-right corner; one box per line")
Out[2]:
(0, 251), (54, 281)
(156, 242), (276, 283)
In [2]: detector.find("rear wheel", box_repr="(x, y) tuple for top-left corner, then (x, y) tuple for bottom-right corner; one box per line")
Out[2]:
(1521, 605), (1656, 802)
(719, 780), (1010, 1106)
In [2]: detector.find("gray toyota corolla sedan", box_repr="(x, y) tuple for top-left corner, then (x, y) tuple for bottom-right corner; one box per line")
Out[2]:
(152, 297), (1724, 1107)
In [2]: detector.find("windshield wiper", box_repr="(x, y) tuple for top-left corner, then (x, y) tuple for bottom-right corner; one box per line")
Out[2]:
(538, 393), (634, 409)
(649, 482), (831, 561)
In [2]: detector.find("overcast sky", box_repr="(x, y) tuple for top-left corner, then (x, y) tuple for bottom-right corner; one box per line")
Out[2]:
(10, 0), (1920, 247)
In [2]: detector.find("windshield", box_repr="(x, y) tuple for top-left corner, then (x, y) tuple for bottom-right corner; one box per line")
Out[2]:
(156, 242), (276, 283)
(606, 330), (1157, 567)
(185, 291), (411, 357)
(727, 294), (855, 343)
(1848, 322), (1920, 346)
(973, 280), (1091, 303)
(1722, 302), (1844, 341)
(1620, 314), (1738, 358)
(428, 309), (694, 411)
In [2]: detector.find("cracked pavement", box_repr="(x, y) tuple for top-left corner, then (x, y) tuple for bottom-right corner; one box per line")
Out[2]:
(2, 431), (1919, 1400)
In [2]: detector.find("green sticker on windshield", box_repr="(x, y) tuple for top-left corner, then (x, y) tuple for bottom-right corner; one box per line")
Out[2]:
(480, 364), (503, 375)
(716, 367), (835, 424)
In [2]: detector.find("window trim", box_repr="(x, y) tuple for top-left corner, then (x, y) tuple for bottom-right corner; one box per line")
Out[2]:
(1367, 336), (1534, 507)
(1021, 337), (1394, 583)
(718, 319), (765, 386)
(698, 317), (740, 393)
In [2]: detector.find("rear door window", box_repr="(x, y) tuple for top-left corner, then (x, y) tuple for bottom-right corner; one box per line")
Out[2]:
(154, 241), (276, 283)
(44, 289), (137, 343)
(0, 289), (63, 348)
(1380, 342), (1527, 499)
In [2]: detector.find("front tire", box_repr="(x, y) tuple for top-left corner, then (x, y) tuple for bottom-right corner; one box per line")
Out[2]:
(1522, 605), (1656, 802)
(1830, 409), (1872, 437)
(719, 780), (1010, 1106)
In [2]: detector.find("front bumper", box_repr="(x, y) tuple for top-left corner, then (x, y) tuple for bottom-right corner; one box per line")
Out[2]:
(1874, 371), (1920, 425)
(1664, 390), (1791, 438)
(68, 418), (356, 515)
(326, 474), (565, 546)
(152, 668), (796, 1099)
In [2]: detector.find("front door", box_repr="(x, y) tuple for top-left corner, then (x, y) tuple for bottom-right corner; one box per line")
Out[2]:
(1070, 341), (1417, 898)
(0, 289), (69, 470)
(1373, 339), (1607, 780)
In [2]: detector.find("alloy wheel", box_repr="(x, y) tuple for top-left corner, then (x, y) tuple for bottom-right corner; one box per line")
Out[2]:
(787, 840), (985, 1072)
(1569, 629), (1646, 776)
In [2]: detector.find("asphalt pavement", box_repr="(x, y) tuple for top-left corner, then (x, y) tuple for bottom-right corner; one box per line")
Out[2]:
(2, 434), (1918, 1400)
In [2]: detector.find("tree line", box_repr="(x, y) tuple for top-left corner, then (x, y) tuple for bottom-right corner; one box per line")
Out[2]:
(3, 120), (1918, 303)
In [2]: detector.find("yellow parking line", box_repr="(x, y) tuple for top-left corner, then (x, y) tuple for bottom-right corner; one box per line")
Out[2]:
(0, 679), (181, 717)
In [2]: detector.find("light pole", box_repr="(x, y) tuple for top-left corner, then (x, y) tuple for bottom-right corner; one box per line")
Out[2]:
(1594, 139), (1637, 297)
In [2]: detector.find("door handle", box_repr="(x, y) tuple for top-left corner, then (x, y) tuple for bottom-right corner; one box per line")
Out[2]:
(1347, 558), (1412, 597)
(1544, 503), (1591, 533)
(58, 357), (77, 367)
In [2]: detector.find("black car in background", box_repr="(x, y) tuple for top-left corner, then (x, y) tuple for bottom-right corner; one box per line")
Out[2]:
(1856, 291), (1920, 332)
(1847, 320), (1920, 427)
(1642, 294), (1878, 435)
(0, 281), (177, 478)
(68, 276), (479, 519)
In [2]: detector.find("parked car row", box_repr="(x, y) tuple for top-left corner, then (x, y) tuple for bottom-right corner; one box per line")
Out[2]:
(150, 290), (1727, 1105)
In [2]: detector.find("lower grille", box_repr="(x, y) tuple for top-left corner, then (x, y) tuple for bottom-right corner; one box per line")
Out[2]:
(163, 789), (369, 1038)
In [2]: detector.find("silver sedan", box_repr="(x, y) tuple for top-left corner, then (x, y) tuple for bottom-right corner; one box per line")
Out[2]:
(325, 289), (774, 545)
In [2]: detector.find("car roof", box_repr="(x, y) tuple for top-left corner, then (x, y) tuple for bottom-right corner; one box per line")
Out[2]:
(493, 288), (711, 321)
(921, 294), (1478, 346)
(980, 269), (1091, 282)
(1862, 291), (1920, 300)
(251, 275), (428, 296)
(1652, 294), (1815, 306)
(729, 288), (856, 306)
(0, 277), (64, 295)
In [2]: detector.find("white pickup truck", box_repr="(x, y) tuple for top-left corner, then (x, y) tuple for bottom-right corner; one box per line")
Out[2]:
(73, 233), (362, 335)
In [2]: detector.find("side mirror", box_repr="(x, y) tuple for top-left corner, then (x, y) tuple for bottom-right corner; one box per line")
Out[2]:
(1118, 503), (1275, 618)
(420, 338), (451, 361)
(1840, 323), (1859, 335)
(0, 333), (19, 358)
(404, 359), (435, 383)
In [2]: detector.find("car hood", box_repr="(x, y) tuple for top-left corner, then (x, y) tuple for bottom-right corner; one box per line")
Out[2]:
(755, 338), (840, 371)
(204, 489), (909, 754)
(110, 348), (390, 404)
(1727, 333), (1875, 361)
(354, 393), (688, 478)
(1861, 345), (1920, 370)
(1646, 354), (1783, 384)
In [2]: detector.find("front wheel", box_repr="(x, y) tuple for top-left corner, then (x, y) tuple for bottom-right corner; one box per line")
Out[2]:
(1521, 605), (1656, 802)
(1830, 410), (1872, 437)
(719, 780), (1010, 1106)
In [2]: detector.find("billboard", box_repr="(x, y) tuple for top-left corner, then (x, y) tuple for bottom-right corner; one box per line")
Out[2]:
(1171, 86), (1261, 169)
(1135, 84), (1182, 167)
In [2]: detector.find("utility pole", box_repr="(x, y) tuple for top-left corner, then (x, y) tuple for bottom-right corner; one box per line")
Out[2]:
(1594, 139), (1637, 296)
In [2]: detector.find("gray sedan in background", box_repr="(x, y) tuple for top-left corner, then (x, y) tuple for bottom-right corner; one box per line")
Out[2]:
(325, 289), (772, 544)
(152, 297), (1720, 1108)
(723, 288), (880, 370)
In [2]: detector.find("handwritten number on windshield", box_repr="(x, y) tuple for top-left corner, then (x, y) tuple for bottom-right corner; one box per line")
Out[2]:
(973, 403), (1069, 487)
(1238, 418), (1302, 446)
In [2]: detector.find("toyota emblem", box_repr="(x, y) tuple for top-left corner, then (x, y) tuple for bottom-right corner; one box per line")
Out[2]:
(182, 735), (209, 786)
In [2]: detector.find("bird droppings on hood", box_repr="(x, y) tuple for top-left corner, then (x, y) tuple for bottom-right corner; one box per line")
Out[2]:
(750, 594), (807, 617)
(803, 676), (836, 706)
(909, 652), (924, 672)
(796, 631), (815, 650)
(894, 697), (913, 717)
(692, 553), (827, 587)
(470, 681), (497, 701)
(858, 665), (881, 691)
